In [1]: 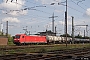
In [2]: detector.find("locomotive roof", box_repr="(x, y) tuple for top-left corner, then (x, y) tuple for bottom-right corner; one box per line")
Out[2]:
(15, 34), (46, 37)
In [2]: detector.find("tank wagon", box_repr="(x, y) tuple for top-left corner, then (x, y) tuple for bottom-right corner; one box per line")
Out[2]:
(74, 38), (90, 43)
(46, 35), (72, 44)
(13, 34), (90, 45)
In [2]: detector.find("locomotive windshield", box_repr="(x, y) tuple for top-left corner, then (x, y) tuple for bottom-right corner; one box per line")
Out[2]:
(15, 35), (21, 39)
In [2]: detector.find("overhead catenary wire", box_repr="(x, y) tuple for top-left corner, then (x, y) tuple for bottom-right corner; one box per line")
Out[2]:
(6, 0), (17, 3)
(54, 0), (85, 14)
(53, 0), (85, 13)
(3, 0), (89, 17)
(71, 0), (86, 10)
(77, 0), (85, 5)
(4, 0), (83, 22)
(2, 0), (87, 23)
(2, 0), (52, 15)
(26, 0), (85, 19)
(3, 0), (85, 19)
(4, 1), (65, 24)
(3, 0), (64, 23)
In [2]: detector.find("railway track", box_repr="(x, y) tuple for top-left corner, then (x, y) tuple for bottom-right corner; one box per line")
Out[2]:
(0, 47), (90, 60)
(0, 44), (89, 50)
(0, 45), (54, 50)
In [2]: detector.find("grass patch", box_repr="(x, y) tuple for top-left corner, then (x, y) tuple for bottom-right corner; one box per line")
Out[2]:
(0, 43), (90, 55)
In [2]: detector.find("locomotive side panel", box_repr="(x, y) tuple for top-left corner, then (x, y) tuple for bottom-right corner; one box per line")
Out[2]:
(25, 36), (47, 43)
(14, 34), (47, 45)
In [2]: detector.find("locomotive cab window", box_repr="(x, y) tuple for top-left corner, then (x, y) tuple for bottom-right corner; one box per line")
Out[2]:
(15, 35), (21, 38)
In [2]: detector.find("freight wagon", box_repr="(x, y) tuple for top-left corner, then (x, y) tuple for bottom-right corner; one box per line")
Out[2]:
(46, 35), (72, 44)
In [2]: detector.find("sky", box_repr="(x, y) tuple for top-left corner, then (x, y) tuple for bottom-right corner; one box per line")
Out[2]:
(0, 0), (90, 36)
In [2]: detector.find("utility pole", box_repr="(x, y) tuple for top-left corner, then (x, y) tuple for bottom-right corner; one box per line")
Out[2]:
(86, 25), (88, 36)
(1, 23), (3, 35)
(6, 21), (8, 37)
(84, 30), (85, 37)
(49, 13), (58, 33)
(65, 0), (68, 47)
(55, 26), (56, 36)
(71, 16), (74, 44)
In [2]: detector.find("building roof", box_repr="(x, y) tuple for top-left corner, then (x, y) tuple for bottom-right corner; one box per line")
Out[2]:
(38, 30), (56, 36)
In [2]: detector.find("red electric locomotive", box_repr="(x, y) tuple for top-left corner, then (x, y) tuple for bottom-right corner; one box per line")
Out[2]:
(13, 34), (47, 45)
